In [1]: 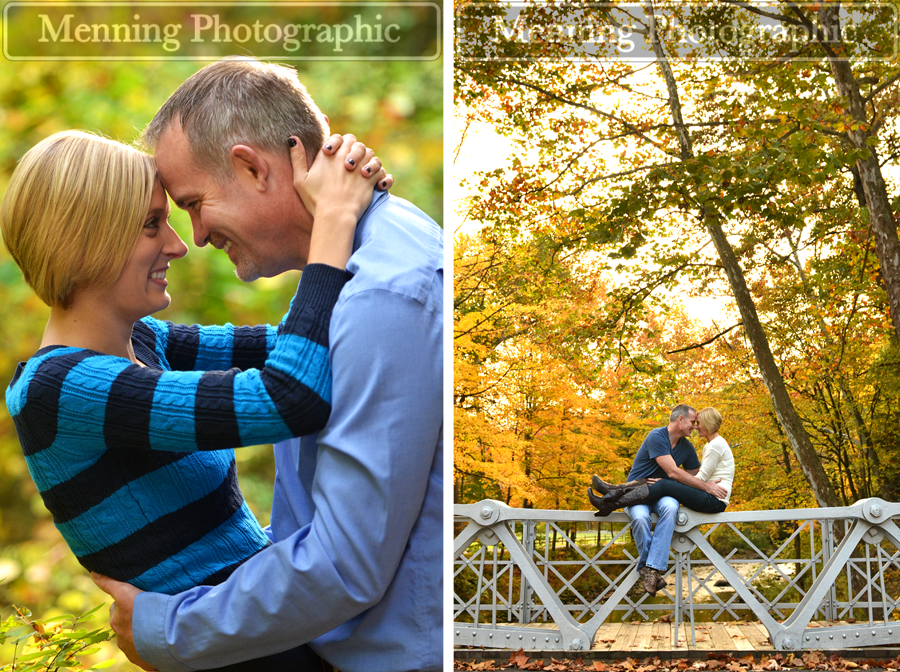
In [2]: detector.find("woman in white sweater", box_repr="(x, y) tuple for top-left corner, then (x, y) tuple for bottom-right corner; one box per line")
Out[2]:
(589, 407), (735, 515)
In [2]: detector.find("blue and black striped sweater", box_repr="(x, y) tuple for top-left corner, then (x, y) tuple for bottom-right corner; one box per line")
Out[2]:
(5, 263), (349, 595)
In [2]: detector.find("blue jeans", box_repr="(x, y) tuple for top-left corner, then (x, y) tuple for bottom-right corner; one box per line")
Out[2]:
(626, 496), (680, 572)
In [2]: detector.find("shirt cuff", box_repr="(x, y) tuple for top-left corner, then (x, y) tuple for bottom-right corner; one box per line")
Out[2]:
(134, 591), (194, 672)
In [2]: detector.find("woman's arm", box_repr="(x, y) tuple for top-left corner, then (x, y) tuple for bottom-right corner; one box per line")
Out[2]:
(696, 442), (723, 482)
(140, 318), (277, 373)
(291, 132), (389, 270)
(10, 264), (349, 455)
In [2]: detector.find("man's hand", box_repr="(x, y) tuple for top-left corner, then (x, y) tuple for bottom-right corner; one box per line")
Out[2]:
(704, 478), (728, 499)
(656, 455), (728, 498)
(91, 573), (157, 671)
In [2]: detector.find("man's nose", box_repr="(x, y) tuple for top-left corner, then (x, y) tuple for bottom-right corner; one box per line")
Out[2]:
(190, 212), (209, 247)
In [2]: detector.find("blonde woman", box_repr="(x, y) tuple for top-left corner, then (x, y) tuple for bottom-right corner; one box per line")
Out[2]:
(2, 129), (387, 671)
(589, 407), (735, 515)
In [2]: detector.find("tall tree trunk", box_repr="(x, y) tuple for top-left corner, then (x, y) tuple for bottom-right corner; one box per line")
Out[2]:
(645, 1), (841, 507)
(819, 5), (900, 348)
(706, 223), (840, 506)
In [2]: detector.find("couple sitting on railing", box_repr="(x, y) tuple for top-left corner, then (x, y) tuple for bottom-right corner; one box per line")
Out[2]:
(587, 404), (734, 598)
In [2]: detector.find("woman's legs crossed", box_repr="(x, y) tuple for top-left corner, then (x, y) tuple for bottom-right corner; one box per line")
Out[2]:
(648, 479), (726, 513)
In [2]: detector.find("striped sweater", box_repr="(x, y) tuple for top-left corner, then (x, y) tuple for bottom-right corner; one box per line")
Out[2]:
(5, 263), (349, 595)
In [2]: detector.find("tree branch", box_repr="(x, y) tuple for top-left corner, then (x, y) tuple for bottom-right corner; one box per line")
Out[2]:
(666, 322), (744, 354)
(865, 72), (900, 104)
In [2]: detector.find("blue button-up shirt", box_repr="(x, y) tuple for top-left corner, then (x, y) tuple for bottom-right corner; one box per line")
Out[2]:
(133, 191), (444, 672)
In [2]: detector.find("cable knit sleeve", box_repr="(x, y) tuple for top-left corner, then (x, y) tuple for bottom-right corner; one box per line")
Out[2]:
(7, 264), (349, 455)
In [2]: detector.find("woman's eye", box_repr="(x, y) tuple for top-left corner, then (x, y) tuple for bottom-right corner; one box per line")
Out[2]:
(144, 217), (160, 231)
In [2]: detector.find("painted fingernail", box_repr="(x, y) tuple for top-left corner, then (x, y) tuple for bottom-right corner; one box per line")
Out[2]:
(324, 144), (333, 151)
(365, 166), (372, 173)
(347, 158), (356, 166)
(287, 138), (297, 148)
(381, 180), (387, 187)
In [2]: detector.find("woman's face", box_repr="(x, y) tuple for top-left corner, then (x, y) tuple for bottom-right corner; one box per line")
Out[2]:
(697, 422), (709, 440)
(103, 181), (188, 322)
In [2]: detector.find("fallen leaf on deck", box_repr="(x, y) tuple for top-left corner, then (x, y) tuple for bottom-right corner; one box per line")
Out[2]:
(510, 649), (530, 668)
(802, 652), (825, 668)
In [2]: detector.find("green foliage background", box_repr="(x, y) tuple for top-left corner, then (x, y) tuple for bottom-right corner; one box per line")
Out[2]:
(0, 43), (442, 671)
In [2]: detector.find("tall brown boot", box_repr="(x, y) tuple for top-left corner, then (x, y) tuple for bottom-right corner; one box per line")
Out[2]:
(591, 475), (649, 499)
(589, 483), (652, 517)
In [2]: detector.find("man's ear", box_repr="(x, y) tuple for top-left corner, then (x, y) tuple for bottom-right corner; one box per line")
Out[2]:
(231, 145), (269, 191)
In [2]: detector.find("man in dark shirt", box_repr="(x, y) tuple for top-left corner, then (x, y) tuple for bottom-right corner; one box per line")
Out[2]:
(625, 404), (727, 594)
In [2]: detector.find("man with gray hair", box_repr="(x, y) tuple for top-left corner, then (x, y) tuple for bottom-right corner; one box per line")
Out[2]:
(93, 58), (442, 672)
(608, 404), (727, 596)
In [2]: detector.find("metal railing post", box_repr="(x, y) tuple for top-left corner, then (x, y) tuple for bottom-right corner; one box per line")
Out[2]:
(520, 521), (535, 624)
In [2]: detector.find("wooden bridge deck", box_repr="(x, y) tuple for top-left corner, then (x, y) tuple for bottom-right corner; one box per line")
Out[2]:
(592, 620), (770, 653)
(456, 622), (900, 660)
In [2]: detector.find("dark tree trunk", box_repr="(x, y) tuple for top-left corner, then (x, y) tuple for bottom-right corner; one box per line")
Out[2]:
(646, 0), (841, 507)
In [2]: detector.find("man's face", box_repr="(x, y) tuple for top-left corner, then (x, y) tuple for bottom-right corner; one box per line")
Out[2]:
(677, 411), (699, 439)
(153, 121), (312, 281)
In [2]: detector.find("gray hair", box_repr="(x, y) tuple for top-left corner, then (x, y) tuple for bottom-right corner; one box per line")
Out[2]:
(142, 58), (329, 183)
(669, 404), (697, 422)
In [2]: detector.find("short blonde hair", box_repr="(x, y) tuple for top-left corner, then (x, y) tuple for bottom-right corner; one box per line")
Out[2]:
(698, 407), (723, 434)
(1, 131), (156, 308)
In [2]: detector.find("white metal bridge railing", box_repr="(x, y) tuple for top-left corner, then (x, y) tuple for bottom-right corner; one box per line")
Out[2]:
(454, 498), (900, 653)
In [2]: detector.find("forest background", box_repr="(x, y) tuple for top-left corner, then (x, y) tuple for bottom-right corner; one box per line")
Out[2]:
(0, 5), (443, 668)
(454, 1), (900, 515)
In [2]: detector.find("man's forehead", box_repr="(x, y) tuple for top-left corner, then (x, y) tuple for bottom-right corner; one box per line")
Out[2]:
(153, 125), (201, 205)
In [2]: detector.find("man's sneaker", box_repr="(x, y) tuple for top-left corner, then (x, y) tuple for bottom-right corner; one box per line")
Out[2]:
(655, 571), (667, 591)
(639, 566), (658, 596)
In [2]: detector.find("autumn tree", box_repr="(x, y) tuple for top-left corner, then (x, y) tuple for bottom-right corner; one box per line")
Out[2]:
(455, 0), (899, 506)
